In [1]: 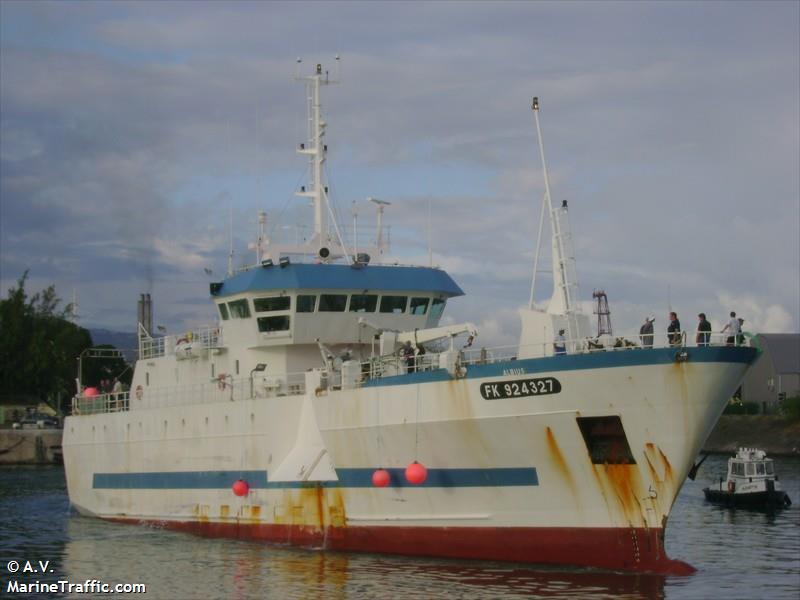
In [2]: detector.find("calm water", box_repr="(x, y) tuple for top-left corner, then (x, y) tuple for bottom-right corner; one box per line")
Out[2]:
(1, 456), (798, 599)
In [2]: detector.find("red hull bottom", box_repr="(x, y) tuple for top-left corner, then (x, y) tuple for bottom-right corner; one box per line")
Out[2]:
(106, 518), (695, 575)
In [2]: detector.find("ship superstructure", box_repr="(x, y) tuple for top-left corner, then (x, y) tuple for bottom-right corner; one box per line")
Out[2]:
(64, 62), (759, 574)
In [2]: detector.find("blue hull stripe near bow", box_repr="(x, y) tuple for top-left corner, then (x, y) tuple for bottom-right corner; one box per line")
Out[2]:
(93, 467), (538, 490)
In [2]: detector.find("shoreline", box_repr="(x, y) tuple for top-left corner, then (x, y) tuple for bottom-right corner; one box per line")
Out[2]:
(702, 415), (800, 457)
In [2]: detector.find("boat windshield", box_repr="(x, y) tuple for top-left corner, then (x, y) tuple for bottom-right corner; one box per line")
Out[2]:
(756, 462), (766, 476)
(746, 463), (755, 476)
(731, 461), (745, 477)
(766, 460), (775, 475)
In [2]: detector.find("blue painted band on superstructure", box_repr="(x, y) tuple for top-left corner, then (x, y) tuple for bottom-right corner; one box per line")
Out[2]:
(361, 369), (452, 387)
(360, 345), (759, 388)
(92, 467), (538, 490)
(214, 263), (464, 298)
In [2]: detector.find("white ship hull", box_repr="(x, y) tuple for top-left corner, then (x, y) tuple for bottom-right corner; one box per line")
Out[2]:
(63, 346), (756, 573)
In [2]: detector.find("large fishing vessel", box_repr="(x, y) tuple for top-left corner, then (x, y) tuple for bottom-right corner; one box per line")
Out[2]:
(64, 62), (759, 574)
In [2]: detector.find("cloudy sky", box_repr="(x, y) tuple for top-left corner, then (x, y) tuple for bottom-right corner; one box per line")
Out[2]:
(1, 1), (798, 347)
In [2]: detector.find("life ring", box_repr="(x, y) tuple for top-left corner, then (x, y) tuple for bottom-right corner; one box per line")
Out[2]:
(217, 374), (227, 390)
(135, 385), (143, 400)
(727, 480), (735, 493)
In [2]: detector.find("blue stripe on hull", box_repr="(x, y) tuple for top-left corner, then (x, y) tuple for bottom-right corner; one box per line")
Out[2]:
(93, 467), (538, 490)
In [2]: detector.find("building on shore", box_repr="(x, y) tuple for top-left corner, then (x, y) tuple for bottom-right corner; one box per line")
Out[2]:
(742, 334), (800, 413)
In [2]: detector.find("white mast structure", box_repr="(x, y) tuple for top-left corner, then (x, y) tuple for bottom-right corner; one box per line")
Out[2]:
(519, 97), (589, 356)
(259, 58), (392, 265)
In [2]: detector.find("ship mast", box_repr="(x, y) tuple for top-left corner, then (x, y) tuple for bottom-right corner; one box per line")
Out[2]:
(293, 58), (350, 259)
(529, 97), (582, 341)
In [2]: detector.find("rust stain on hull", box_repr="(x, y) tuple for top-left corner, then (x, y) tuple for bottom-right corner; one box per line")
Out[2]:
(591, 463), (647, 527)
(273, 486), (347, 539)
(545, 427), (578, 500)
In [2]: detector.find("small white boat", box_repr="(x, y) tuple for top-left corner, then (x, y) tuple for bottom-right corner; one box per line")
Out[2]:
(703, 448), (791, 509)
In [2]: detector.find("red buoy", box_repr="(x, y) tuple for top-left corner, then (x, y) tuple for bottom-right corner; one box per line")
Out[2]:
(232, 479), (249, 497)
(83, 387), (99, 397)
(405, 461), (428, 485)
(372, 469), (391, 487)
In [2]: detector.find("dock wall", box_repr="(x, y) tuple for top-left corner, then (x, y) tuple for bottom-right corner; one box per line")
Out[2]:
(0, 429), (62, 465)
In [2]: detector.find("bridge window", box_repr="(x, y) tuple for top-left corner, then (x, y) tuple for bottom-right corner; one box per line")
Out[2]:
(380, 296), (407, 314)
(254, 296), (291, 312)
(746, 463), (755, 476)
(227, 299), (251, 319)
(410, 297), (429, 315)
(319, 294), (347, 312)
(430, 298), (446, 319)
(756, 462), (765, 476)
(258, 315), (291, 333)
(218, 303), (229, 320)
(297, 295), (316, 313)
(350, 294), (377, 313)
(766, 461), (774, 475)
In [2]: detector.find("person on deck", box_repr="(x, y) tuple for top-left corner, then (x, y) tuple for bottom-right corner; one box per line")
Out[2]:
(553, 329), (567, 355)
(402, 341), (416, 373)
(639, 316), (655, 348)
(696, 313), (712, 347)
(668, 312), (682, 346)
(721, 311), (740, 346)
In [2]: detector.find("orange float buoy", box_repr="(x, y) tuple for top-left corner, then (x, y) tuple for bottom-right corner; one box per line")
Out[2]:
(232, 479), (249, 496)
(83, 387), (99, 397)
(372, 469), (391, 487)
(405, 461), (428, 485)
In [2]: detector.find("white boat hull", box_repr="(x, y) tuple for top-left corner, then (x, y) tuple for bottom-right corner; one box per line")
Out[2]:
(63, 346), (756, 573)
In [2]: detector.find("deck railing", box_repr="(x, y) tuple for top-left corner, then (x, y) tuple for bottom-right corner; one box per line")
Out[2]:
(139, 326), (223, 360)
(72, 331), (753, 416)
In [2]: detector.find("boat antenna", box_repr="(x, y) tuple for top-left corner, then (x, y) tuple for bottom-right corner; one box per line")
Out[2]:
(352, 200), (358, 258)
(369, 197), (391, 255)
(227, 200), (234, 276)
(427, 196), (433, 267)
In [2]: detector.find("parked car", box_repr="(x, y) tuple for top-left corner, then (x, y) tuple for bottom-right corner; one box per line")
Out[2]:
(12, 413), (60, 429)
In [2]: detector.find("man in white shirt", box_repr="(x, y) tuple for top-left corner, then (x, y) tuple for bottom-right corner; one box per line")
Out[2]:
(721, 311), (740, 346)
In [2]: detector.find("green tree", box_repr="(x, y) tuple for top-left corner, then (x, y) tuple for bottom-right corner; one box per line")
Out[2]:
(0, 271), (129, 411)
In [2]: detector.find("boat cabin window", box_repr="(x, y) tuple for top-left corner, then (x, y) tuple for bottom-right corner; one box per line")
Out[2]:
(766, 461), (774, 475)
(410, 297), (429, 315)
(732, 462), (745, 476)
(258, 315), (291, 333)
(756, 462), (766, 476)
(254, 296), (291, 312)
(218, 303), (230, 321)
(349, 294), (377, 313)
(319, 294), (348, 312)
(228, 299), (251, 319)
(297, 295), (316, 313)
(380, 295), (407, 314)
(746, 463), (755, 476)
(430, 298), (446, 319)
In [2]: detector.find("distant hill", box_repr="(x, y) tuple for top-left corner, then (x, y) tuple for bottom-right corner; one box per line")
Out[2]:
(89, 329), (138, 363)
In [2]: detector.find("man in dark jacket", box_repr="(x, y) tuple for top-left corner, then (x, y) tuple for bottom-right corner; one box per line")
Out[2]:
(696, 313), (712, 346)
(668, 312), (682, 346)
